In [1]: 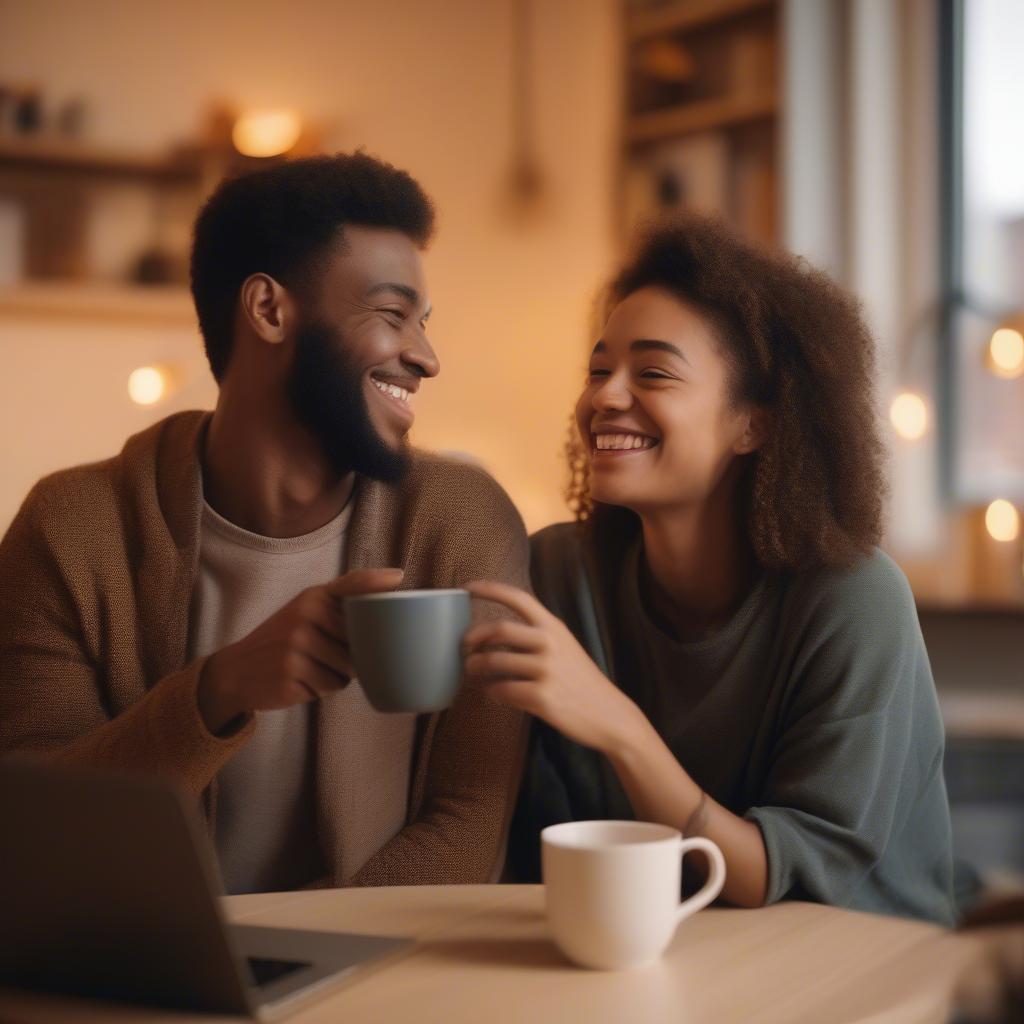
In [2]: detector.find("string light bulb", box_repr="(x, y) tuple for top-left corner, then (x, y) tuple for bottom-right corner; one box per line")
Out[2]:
(889, 391), (928, 441)
(987, 327), (1024, 380)
(984, 499), (1020, 543)
(232, 110), (302, 158)
(128, 366), (168, 406)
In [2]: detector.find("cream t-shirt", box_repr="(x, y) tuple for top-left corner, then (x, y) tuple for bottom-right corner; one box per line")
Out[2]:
(187, 497), (415, 894)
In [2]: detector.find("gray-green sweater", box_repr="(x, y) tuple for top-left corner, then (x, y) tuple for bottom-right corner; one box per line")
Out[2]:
(509, 522), (957, 926)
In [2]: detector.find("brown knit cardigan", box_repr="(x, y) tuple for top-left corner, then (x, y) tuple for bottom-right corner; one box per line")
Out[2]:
(0, 411), (530, 886)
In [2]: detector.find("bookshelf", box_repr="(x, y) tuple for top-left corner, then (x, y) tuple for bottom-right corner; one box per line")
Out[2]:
(621, 0), (781, 246)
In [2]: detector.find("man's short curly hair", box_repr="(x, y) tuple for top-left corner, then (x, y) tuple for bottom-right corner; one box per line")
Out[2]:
(190, 151), (435, 380)
(567, 214), (887, 572)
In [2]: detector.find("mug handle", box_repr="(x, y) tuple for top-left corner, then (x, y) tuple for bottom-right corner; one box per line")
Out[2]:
(676, 836), (727, 925)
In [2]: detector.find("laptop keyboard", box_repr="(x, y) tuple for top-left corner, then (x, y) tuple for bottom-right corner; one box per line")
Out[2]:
(246, 957), (310, 987)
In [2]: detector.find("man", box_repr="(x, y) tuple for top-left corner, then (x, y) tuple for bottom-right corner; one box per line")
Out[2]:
(0, 152), (529, 893)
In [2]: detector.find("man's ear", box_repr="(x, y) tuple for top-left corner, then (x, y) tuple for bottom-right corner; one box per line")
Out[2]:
(735, 406), (770, 455)
(239, 273), (294, 345)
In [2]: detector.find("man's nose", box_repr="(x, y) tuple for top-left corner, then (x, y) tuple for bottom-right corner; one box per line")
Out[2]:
(403, 332), (440, 379)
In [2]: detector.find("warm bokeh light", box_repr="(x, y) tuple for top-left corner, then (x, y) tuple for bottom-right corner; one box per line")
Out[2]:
(127, 366), (167, 406)
(889, 391), (929, 441)
(985, 499), (1021, 543)
(988, 327), (1024, 379)
(231, 110), (303, 158)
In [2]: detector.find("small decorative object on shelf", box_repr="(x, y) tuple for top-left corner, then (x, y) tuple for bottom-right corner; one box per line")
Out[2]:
(55, 96), (87, 139)
(12, 85), (43, 136)
(131, 247), (186, 287)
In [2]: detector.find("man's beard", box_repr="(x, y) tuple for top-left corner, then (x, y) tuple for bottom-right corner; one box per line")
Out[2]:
(287, 320), (410, 483)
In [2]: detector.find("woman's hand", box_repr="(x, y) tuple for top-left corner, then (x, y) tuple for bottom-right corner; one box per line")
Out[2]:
(463, 580), (642, 756)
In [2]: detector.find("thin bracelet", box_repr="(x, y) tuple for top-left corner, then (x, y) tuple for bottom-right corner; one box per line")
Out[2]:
(683, 789), (708, 838)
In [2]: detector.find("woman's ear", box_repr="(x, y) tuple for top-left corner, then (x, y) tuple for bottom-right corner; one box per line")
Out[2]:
(240, 273), (294, 345)
(735, 407), (770, 455)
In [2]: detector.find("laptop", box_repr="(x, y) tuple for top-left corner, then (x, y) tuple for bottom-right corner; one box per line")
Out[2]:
(0, 760), (414, 1019)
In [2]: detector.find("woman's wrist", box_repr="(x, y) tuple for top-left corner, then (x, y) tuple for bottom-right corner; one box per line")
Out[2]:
(601, 696), (654, 769)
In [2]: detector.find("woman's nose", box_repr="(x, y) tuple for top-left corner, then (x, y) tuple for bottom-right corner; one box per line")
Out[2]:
(591, 375), (632, 411)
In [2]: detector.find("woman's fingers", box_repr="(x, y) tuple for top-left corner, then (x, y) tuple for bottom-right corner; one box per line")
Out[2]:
(482, 679), (544, 714)
(465, 580), (549, 626)
(462, 618), (544, 653)
(465, 650), (540, 681)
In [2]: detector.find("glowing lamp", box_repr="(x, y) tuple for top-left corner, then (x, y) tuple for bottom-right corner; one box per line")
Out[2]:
(988, 327), (1024, 380)
(985, 499), (1020, 543)
(889, 391), (928, 441)
(128, 366), (167, 406)
(231, 110), (302, 158)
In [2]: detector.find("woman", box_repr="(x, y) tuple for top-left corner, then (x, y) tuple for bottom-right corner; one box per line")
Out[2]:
(464, 215), (956, 925)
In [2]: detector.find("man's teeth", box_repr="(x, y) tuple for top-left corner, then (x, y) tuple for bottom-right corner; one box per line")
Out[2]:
(594, 433), (656, 451)
(372, 379), (409, 403)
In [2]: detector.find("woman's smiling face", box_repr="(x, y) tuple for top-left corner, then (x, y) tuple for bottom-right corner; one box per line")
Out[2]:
(576, 285), (762, 514)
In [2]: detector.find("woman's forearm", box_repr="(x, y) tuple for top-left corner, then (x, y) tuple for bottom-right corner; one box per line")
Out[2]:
(605, 705), (769, 908)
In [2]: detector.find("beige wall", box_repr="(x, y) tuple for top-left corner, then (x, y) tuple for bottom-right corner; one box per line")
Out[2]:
(0, 0), (618, 532)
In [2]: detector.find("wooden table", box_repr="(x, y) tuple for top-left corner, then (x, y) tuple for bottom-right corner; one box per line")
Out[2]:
(0, 885), (986, 1023)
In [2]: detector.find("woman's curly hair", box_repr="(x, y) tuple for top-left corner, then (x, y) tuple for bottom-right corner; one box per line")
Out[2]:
(567, 213), (887, 572)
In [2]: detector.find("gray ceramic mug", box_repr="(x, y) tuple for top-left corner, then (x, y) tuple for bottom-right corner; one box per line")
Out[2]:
(343, 588), (471, 712)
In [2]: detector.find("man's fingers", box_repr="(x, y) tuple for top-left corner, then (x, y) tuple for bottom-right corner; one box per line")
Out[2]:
(327, 568), (404, 599)
(303, 594), (348, 641)
(292, 653), (349, 698)
(285, 678), (321, 705)
(464, 580), (547, 626)
(302, 627), (353, 679)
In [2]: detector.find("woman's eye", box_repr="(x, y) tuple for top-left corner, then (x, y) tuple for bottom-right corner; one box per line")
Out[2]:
(587, 368), (610, 378)
(639, 369), (672, 380)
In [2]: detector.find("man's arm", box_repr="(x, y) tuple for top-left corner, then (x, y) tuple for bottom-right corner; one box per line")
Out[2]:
(347, 469), (531, 886)
(1, 486), (407, 798)
(0, 485), (253, 797)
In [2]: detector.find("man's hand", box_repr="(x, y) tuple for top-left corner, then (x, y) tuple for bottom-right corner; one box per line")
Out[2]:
(197, 568), (403, 734)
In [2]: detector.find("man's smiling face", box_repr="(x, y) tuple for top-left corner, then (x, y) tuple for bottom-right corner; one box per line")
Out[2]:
(286, 224), (438, 481)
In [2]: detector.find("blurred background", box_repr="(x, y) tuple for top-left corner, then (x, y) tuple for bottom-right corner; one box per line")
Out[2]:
(0, 0), (1021, 887)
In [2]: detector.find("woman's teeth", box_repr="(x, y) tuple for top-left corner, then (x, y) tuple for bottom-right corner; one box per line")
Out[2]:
(594, 433), (656, 451)
(372, 379), (409, 403)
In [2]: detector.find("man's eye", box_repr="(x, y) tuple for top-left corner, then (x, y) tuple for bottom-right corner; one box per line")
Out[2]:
(382, 307), (406, 321)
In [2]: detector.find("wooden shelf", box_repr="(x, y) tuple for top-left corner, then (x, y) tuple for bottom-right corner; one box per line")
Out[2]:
(626, 91), (776, 145)
(0, 282), (196, 327)
(0, 138), (200, 183)
(628, 0), (774, 40)
(916, 600), (1024, 617)
(940, 692), (1024, 740)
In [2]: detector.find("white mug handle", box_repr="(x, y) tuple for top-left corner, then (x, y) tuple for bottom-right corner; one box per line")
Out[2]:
(676, 836), (727, 925)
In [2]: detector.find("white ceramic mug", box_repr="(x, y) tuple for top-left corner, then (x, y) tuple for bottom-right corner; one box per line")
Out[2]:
(542, 819), (726, 970)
